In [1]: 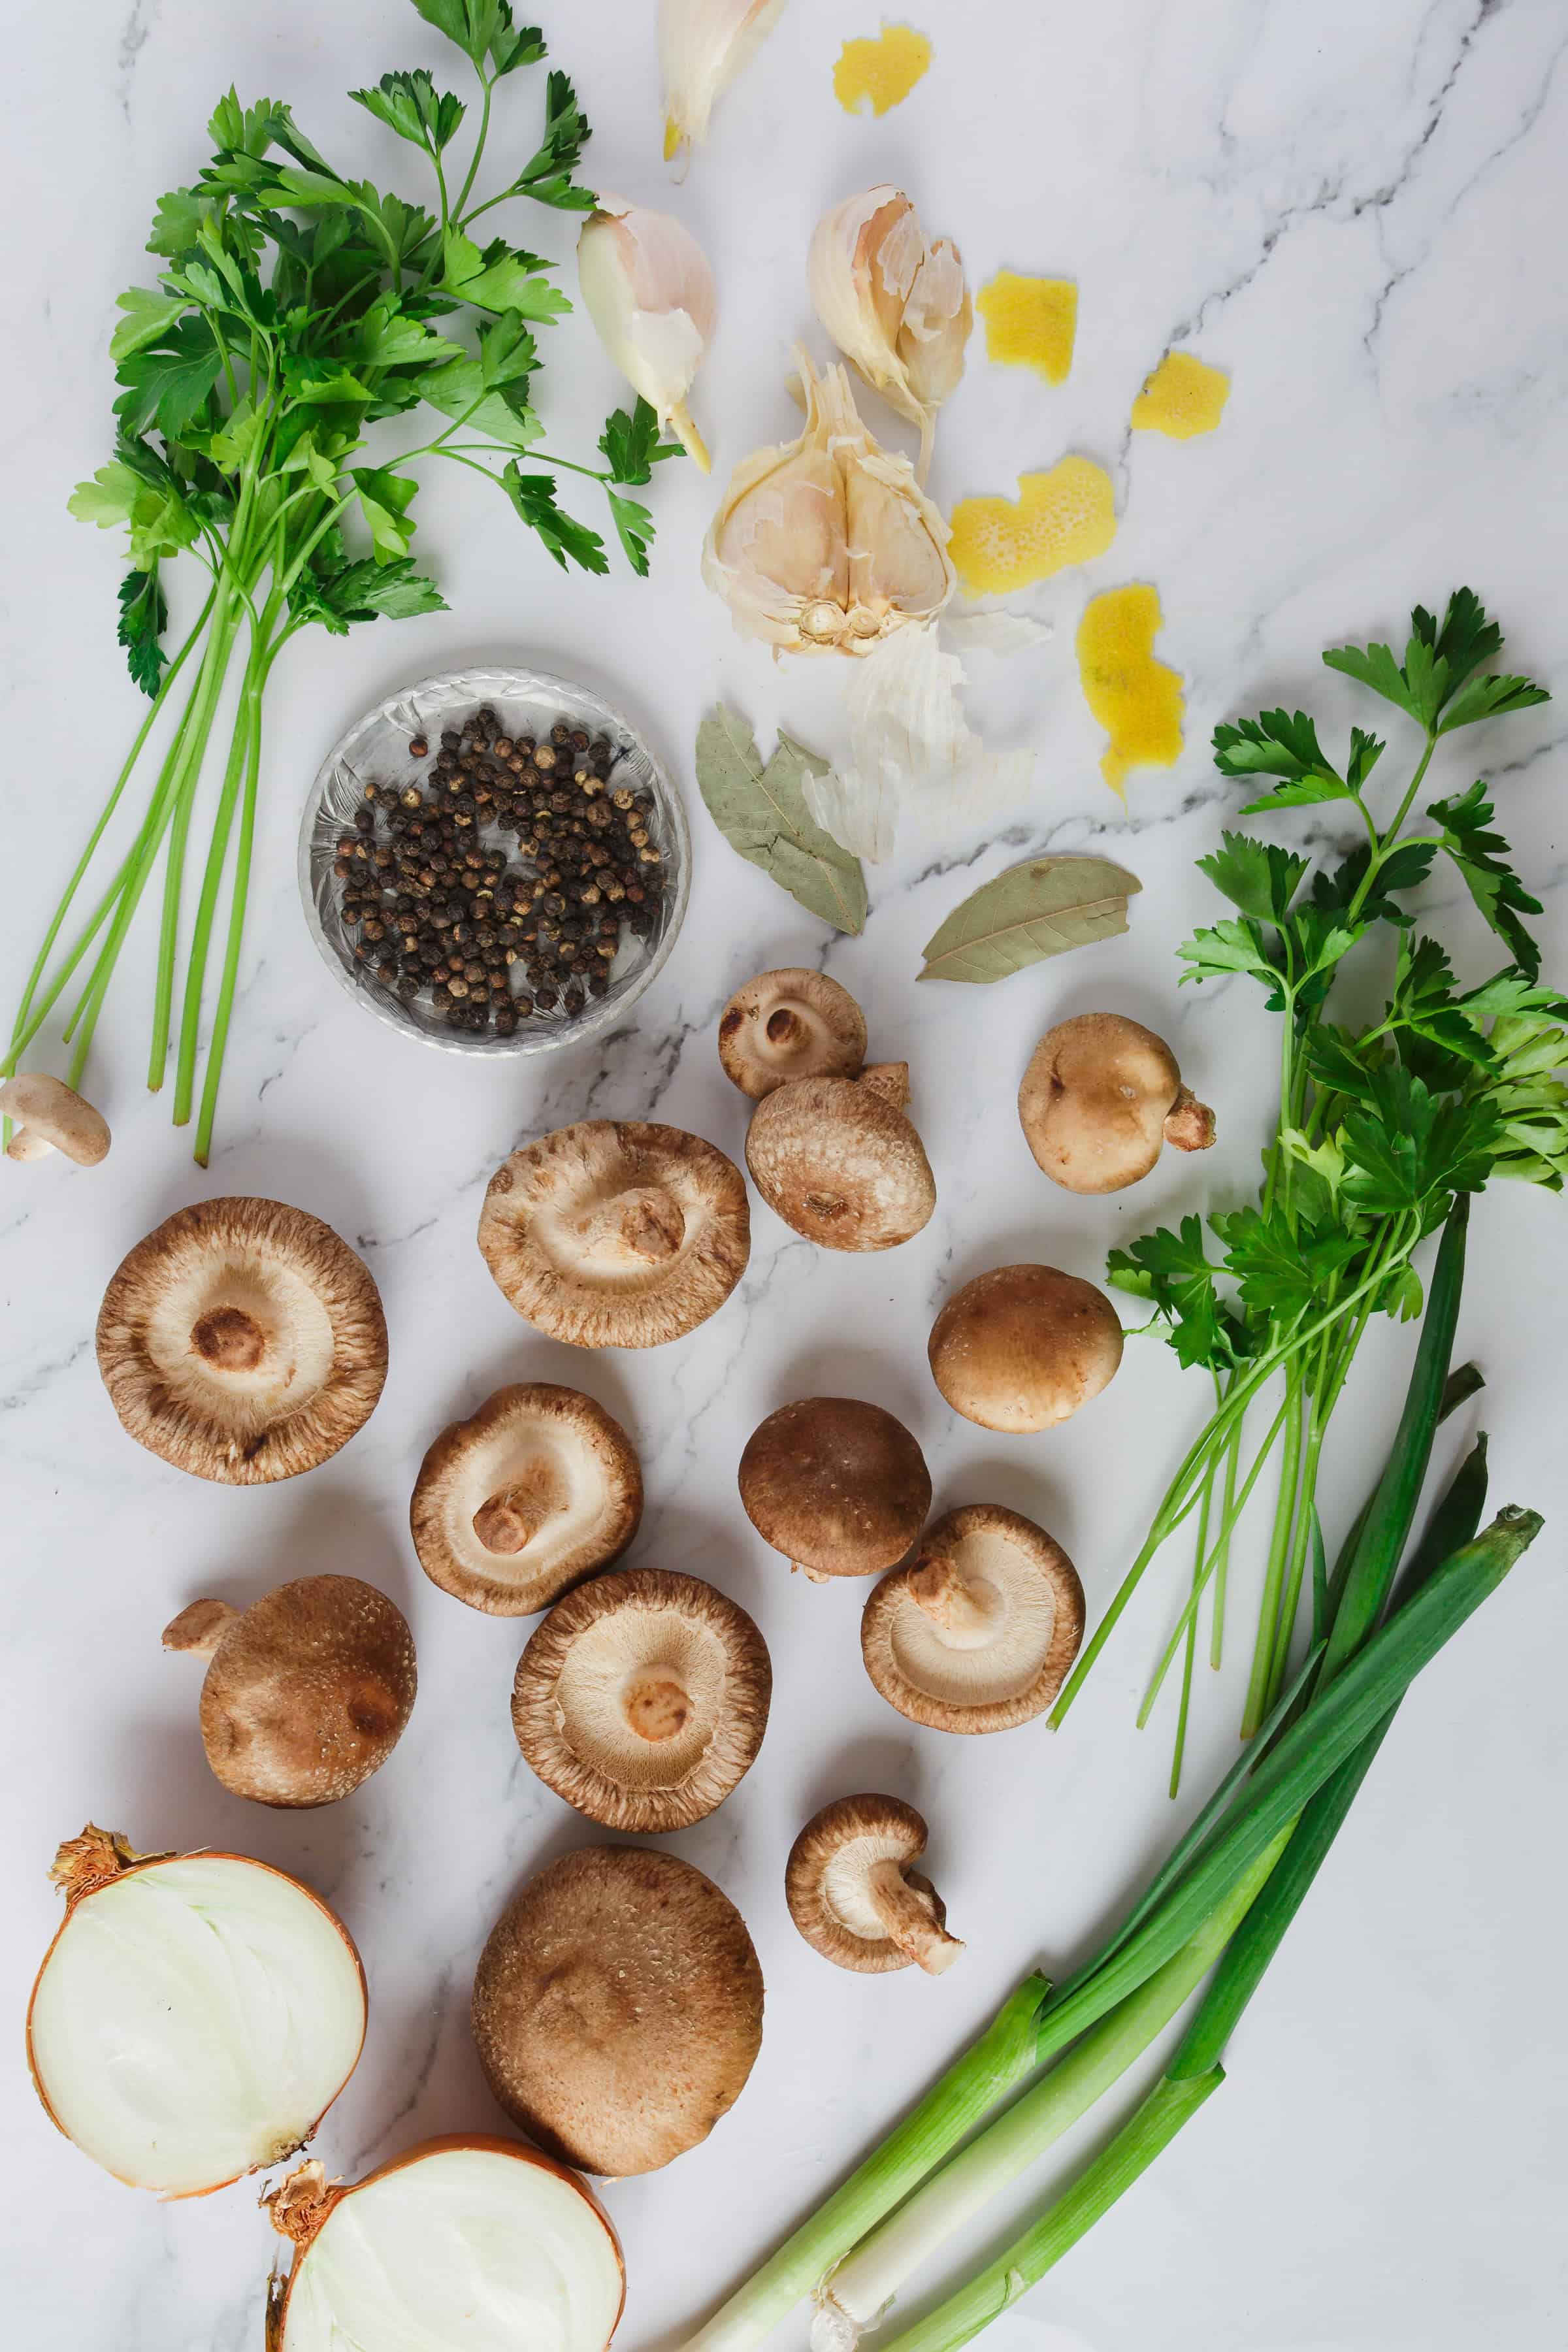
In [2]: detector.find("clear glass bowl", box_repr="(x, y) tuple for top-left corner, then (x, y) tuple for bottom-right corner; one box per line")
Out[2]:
(298, 664), (690, 1058)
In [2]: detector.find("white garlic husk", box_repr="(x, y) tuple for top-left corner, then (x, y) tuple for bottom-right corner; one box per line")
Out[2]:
(577, 194), (717, 469)
(702, 349), (955, 657)
(808, 188), (973, 482)
(659, 0), (789, 162)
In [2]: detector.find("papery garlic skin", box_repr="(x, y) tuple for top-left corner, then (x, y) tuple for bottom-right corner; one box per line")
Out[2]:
(808, 188), (973, 481)
(578, 195), (717, 470)
(659, 0), (789, 161)
(702, 351), (955, 657)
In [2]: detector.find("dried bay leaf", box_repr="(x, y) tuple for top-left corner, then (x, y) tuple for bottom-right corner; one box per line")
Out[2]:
(695, 706), (868, 936)
(918, 854), (1142, 984)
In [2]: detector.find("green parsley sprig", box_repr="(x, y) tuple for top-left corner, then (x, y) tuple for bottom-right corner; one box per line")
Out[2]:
(1051, 590), (1562, 1786)
(5, 0), (684, 1164)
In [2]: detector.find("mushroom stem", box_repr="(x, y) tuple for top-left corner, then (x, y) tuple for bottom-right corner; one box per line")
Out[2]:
(162, 1598), (239, 1657)
(621, 1670), (694, 1742)
(764, 1007), (806, 1047)
(474, 1470), (563, 1556)
(190, 1305), (268, 1373)
(858, 1062), (911, 1111)
(574, 1185), (687, 1263)
(1164, 1086), (1217, 1152)
(5, 1126), (55, 1163)
(866, 1862), (964, 1976)
(908, 1554), (1006, 1649)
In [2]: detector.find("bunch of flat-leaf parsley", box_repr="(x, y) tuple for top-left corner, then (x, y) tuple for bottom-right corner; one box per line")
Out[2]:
(4, 0), (683, 1162)
(1049, 590), (1564, 1786)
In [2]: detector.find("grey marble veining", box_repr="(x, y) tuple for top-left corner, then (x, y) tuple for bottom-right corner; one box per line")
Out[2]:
(3, 3), (1565, 2348)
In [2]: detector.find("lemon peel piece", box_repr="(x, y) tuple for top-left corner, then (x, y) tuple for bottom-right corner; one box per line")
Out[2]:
(977, 272), (1077, 385)
(948, 457), (1115, 596)
(1077, 584), (1184, 798)
(834, 23), (933, 116)
(1132, 351), (1230, 438)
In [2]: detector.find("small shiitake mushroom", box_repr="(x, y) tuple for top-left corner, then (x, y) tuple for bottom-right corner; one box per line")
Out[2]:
(862, 1506), (1085, 1732)
(928, 1264), (1124, 1434)
(410, 1384), (642, 1616)
(746, 1073), (936, 1251)
(1019, 1012), (1215, 1194)
(512, 1568), (771, 1831)
(717, 969), (867, 1098)
(0, 1073), (110, 1167)
(478, 1120), (750, 1347)
(96, 1198), (388, 1484)
(738, 1397), (931, 1580)
(472, 1845), (764, 2176)
(163, 1575), (416, 1807)
(785, 1795), (963, 1975)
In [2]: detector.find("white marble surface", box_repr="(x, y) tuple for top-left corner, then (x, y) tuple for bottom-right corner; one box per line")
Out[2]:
(4, 1), (1567, 2346)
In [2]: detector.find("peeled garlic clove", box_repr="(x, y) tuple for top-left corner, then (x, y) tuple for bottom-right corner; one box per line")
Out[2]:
(809, 188), (972, 481)
(659, 0), (789, 161)
(578, 194), (716, 470)
(702, 351), (954, 657)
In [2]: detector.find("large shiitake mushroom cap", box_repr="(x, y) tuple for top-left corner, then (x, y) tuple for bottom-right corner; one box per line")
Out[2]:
(164, 1575), (416, 1806)
(785, 1794), (962, 1975)
(1019, 1012), (1215, 1194)
(738, 1397), (932, 1578)
(97, 1198), (387, 1484)
(928, 1264), (1124, 1435)
(411, 1384), (643, 1616)
(862, 1506), (1085, 1733)
(745, 1075), (936, 1252)
(717, 969), (868, 1099)
(513, 1568), (771, 1831)
(478, 1121), (750, 1348)
(472, 1845), (764, 2177)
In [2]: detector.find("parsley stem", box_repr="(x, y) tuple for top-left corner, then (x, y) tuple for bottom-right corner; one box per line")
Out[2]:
(1243, 1379), (1308, 1737)
(1137, 1396), (1290, 1728)
(146, 589), (246, 1088)
(1210, 1406), (1243, 1669)
(193, 657), (267, 1166)
(452, 73), (495, 221)
(173, 625), (272, 1126)
(1169, 1428), (1219, 1796)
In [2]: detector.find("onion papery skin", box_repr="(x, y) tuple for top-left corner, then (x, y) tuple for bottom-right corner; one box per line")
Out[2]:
(26, 1847), (367, 2198)
(273, 2136), (626, 2352)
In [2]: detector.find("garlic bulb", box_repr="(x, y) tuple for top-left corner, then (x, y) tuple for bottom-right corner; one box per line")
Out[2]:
(659, 0), (789, 161)
(578, 194), (716, 469)
(702, 350), (955, 657)
(809, 188), (973, 482)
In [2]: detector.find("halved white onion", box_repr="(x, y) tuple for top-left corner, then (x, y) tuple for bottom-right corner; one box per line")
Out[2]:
(270, 2138), (625, 2352)
(27, 1829), (365, 2197)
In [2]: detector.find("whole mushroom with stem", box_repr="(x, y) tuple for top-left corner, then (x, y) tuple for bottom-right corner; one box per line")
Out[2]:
(1019, 1013), (1215, 1193)
(0, 1073), (110, 1167)
(739, 1397), (930, 1581)
(163, 1575), (416, 1806)
(786, 1795), (962, 1975)
(512, 1567), (771, 1831)
(96, 1198), (387, 1483)
(718, 969), (867, 1099)
(862, 1507), (1085, 1732)
(928, 1264), (1124, 1434)
(478, 1120), (749, 1347)
(411, 1384), (643, 1615)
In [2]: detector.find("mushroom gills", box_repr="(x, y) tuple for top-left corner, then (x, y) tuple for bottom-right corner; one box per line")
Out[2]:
(897, 1528), (1061, 1704)
(555, 1607), (726, 1792)
(278, 2144), (623, 2352)
(28, 1853), (365, 2194)
(821, 1844), (960, 1975)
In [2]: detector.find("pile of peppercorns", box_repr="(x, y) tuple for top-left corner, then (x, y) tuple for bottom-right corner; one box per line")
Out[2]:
(330, 705), (667, 1037)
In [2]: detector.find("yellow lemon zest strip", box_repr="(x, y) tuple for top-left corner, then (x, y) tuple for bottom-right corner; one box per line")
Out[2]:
(1077, 584), (1184, 799)
(976, 271), (1078, 385)
(1131, 351), (1230, 439)
(834, 24), (934, 116)
(948, 457), (1115, 596)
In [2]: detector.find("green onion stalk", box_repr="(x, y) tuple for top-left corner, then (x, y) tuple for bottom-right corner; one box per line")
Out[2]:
(3, 3), (685, 1165)
(1049, 590), (1563, 1785)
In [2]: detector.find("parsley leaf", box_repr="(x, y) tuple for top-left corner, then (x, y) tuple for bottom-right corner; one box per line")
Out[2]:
(350, 466), (419, 562)
(113, 314), (225, 438)
(1178, 917), (1278, 988)
(1428, 780), (1543, 979)
(1217, 708), (1357, 811)
(604, 488), (655, 577)
(501, 463), (608, 572)
(1324, 588), (1549, 735)
(1340, 1066), (1499, 1213)
(1107, 1217), (1246, 1372)
(350, 71), (466, 154)
(440, 229), (570, 320)
(1211, 1207), (1360, 1324)
(1196, 831), (1308, 924)
(506, 69), (593, 208)
(116, 568), (169, 696)
(598, 398), (682, 485)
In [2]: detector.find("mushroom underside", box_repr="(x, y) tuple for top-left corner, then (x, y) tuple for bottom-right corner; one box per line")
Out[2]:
(864, 1508), (1085, 1730)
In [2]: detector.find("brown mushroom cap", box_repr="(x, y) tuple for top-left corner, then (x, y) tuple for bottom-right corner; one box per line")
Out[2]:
(738, 1397), (932, 1579)
(0, 1073), (111, 1167)
(928, 1264), (1124, 1435)
(97, 1198), (388, 1484)
(472, 1845), (764, 2176)
(478, 1120), (750, 1348)
(785, 1794), (963, 1975)
(718, 969), (868, 1099)
(1019, 1013), (1215, 1194)
(163, 1575), (416, 1806)
(512, 1568), (770, 1832)
(745, 1075), (936, 1252)
(862, 1507), (1085, 1733)
(410, 1384), (642, 1616)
